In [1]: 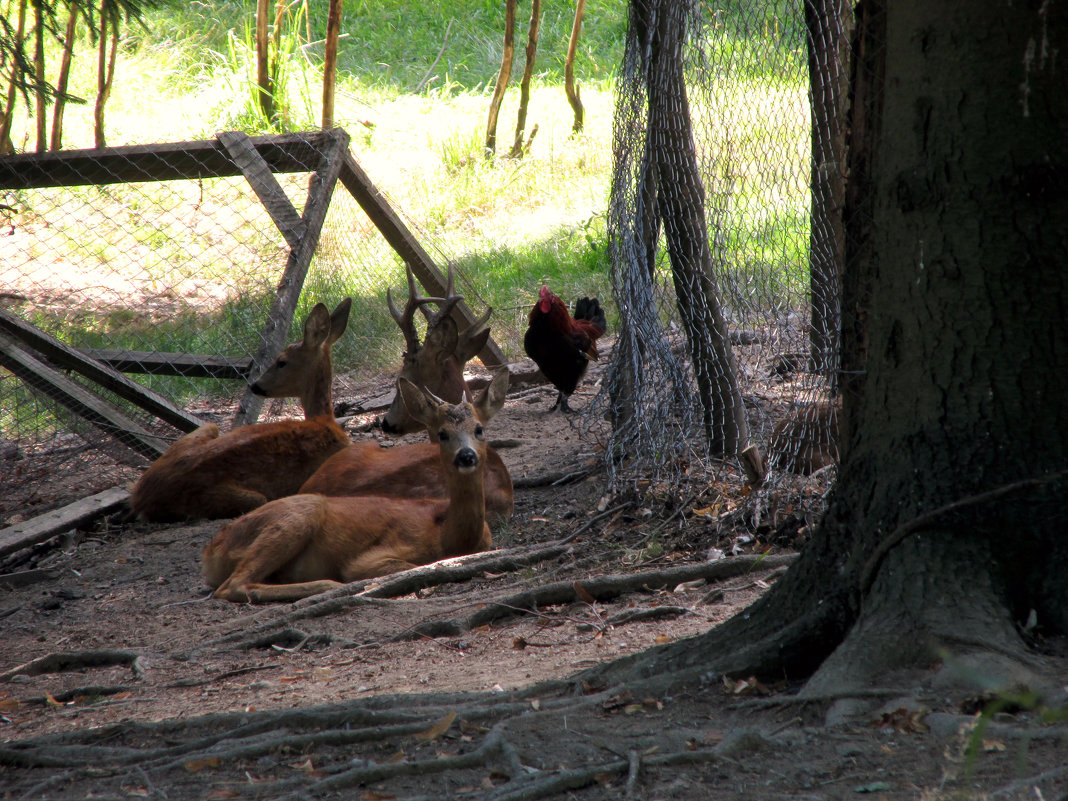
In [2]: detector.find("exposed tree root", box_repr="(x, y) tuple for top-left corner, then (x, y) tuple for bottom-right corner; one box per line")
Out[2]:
(802, 534), (1052, 707)
(213, 553), (796, 652)
(0, 650), (140, 682)
(193, 542), (576, 653)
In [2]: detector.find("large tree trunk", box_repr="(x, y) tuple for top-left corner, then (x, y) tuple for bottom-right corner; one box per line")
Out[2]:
(593, 0), (1068, 704)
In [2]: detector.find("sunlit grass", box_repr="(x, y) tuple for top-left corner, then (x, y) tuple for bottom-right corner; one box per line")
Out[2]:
(1, 0), (814, 417)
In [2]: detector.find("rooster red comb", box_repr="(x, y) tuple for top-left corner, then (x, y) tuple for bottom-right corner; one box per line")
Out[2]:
(537, 284), (554, 312)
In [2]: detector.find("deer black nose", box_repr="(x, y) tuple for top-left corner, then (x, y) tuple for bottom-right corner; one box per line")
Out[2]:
(379, 416), (398, 434)
(454, 448), (478, 469)
(249, 382), (267, 397)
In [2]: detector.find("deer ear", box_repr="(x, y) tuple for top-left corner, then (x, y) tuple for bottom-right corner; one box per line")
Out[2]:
(398, 378), (434, 427)
(327, 298), (352, 344)
(302, 303), (333, 348)
(456, 326), (490, 363)
(475, 369), (509, 422)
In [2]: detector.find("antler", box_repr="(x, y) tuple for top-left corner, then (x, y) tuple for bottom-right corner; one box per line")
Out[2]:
(387, 264), (447, 354)
(420, 264), (465, 331)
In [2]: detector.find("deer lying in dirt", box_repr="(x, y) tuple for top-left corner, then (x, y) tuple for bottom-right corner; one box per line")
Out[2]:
(768, 398), (841, 475)
(300, 266), (513, 523)
(127, 300), (352, 522)
(202, 370), (508, 603)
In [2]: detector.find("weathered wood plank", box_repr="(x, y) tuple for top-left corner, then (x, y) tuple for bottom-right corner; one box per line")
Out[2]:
(0, 131), (334, 189)
(0, 334), (170, 459)
(232, 128), (351, 426)
(0, 488), (129, 559)
(81, 349), (253, 380)
(218, 131), (306, 249)
(0, 308), (203, 433)
(337, 151), (506, 368)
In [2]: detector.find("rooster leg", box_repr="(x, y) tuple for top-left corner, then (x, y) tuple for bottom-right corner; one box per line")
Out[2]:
(557, 393), (577, 414)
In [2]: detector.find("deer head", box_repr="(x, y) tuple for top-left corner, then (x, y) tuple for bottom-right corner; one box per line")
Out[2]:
(380, 265), (492, 437)
(250, 298), (351, 419)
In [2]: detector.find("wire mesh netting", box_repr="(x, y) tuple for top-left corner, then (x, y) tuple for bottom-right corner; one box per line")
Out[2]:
(593, 0), (850, 519)
(0, 132), (518, 523)
(2, 0), (853, 532)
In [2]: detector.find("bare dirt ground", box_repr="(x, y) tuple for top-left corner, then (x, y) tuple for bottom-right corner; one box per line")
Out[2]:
(1, 359), (1065, 801)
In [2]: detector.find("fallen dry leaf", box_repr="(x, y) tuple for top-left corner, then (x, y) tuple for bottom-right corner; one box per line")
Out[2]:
(184, 757), (220, 772)
(414, 711), (456, 742)
(573, 581), (596, 604)
(205, 789), (241, 800)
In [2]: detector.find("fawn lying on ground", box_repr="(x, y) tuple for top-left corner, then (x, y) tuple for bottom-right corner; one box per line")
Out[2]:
(202, 370), (508, 603)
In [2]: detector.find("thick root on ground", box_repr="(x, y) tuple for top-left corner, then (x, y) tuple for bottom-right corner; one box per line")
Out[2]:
(800, 533), (1058, 720)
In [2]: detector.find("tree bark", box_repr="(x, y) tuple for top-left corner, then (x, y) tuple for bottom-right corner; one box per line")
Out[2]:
(33, 0), (46, 152)
(564, 0), (586, 132)
(485, 0), (516, 154)
(508, 0), (541, 158)
(255, 0), (273, 123)
(93, 12), (118, 149)
(0, 0), (29, 154)
(643, 0), (750, 458)
(593, 0), (1068, 703)
(322, 0), (343, 129)
(804, 0), (851, 386)
(50, 10), (79, 150)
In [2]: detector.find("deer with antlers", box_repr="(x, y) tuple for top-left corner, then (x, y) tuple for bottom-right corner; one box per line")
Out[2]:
(127, 300), (352, 522)
(202, 370), (509, 603)
(300, 266), (514, 523)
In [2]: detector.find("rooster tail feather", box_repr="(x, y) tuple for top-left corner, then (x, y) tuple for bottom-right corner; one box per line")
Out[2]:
(573, 297), (607, 334)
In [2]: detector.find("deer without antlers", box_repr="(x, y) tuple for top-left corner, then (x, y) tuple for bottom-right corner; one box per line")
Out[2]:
(202, 370), (509, 603)
(127, 300), (352, 522)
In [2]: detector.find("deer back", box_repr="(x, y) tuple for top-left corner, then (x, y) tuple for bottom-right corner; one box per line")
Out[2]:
(130, 417), (349, 522)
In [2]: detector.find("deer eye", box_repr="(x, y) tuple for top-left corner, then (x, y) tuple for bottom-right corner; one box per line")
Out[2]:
(438, 429), (449, 441)
(276, 359), (287, 368)
(474, 425), (484, 438)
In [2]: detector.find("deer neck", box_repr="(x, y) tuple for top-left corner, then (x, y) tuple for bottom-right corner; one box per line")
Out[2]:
(438, 462), (487, 556)
(301, 353), (334, 419)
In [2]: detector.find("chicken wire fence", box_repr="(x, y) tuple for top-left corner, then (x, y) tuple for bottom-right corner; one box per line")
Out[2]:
(2, 0), (854, 531)
(0, 130), (517, 523)
(591, 0), (851, 515)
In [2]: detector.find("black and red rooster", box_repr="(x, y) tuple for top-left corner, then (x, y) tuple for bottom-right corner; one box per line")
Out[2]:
(523, 285), (607, 412)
